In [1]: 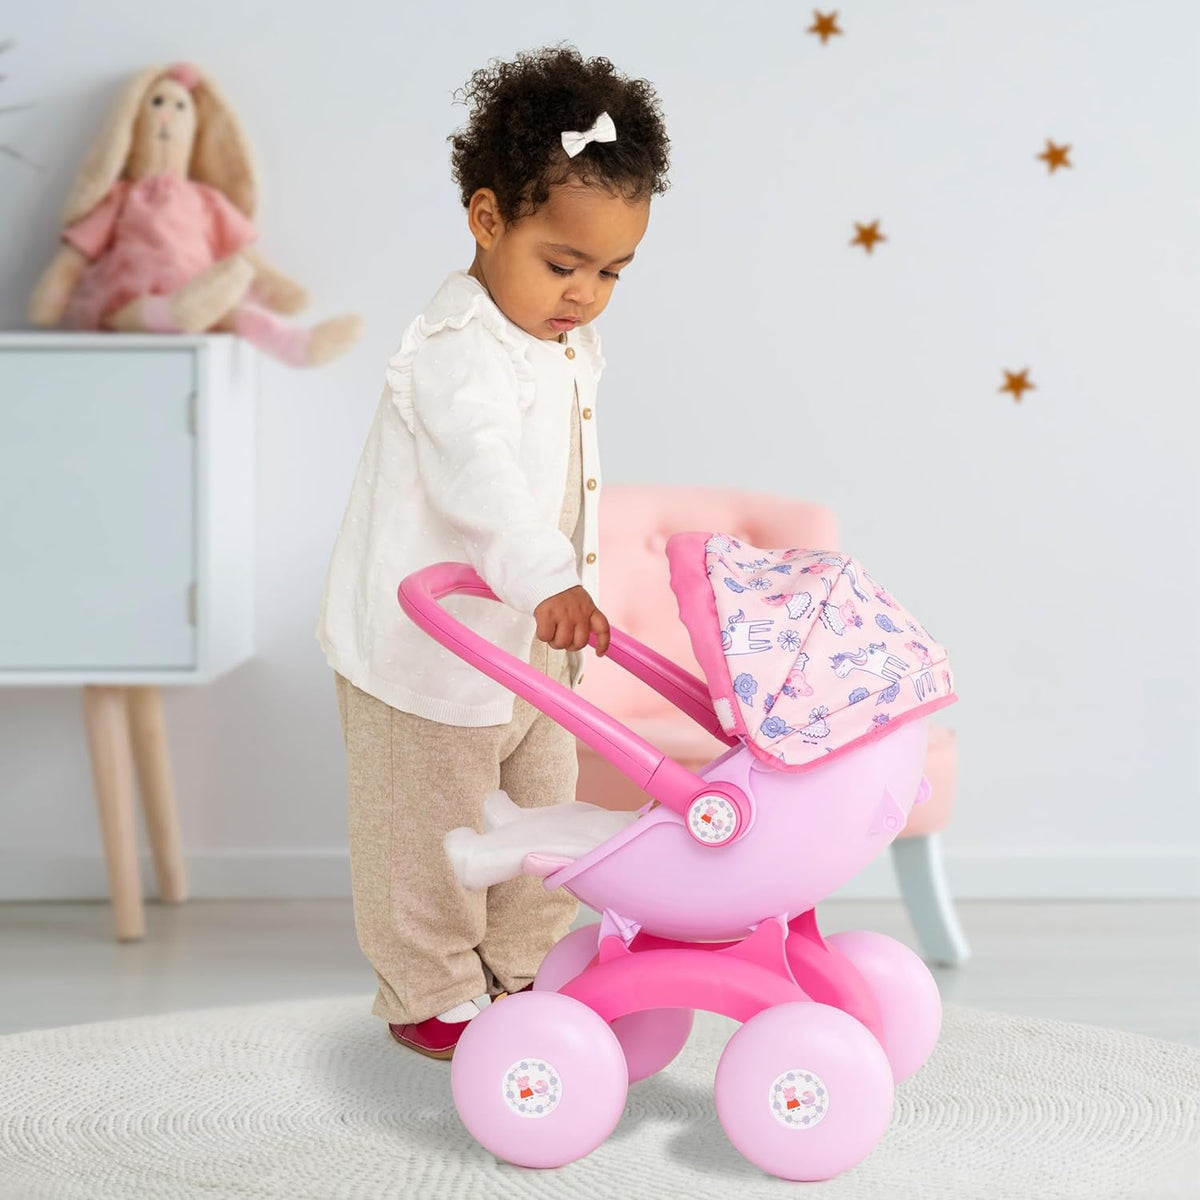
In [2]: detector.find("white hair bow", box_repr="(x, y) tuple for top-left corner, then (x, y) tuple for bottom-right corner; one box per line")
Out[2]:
(561, 111), (617, 158)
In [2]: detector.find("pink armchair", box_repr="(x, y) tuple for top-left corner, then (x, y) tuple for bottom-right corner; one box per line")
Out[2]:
(574, 484), (970, 965)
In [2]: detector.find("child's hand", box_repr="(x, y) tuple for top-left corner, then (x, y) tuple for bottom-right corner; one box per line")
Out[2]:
(533, 586), (611, 656)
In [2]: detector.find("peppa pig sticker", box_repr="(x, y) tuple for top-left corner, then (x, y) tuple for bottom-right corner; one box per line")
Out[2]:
(502, 1059), (562, 1119)
(769, 1068), (829, 1130)
(687, 794), (738, 845)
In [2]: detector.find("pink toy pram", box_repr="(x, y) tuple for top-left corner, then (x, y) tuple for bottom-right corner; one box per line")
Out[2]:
(398, 531), (958, 1182)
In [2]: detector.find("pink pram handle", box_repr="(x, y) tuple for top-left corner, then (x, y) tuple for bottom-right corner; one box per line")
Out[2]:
(397, 563), (753, 844)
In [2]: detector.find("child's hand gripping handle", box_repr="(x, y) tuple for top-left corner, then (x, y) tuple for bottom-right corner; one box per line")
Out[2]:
(398, 563), (753, 846)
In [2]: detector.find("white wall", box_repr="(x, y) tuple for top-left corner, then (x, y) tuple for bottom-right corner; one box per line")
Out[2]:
(1, 0), (1197, 900)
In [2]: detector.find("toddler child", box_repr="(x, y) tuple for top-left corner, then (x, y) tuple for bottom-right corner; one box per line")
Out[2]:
(318, 45), (671, 1058)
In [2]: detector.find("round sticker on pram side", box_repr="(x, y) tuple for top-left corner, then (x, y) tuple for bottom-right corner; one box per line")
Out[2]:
(769, 1069), (829, 1129)
(502, 1059), (561, 1119)
(687, 794), (738, 844)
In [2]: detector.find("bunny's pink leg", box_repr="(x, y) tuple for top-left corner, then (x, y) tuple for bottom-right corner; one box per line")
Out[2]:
(104, 294), (183, 333)
(104, 258), (255, 334)
(140, 295), (182, 333)
(232, 301), (311, 366)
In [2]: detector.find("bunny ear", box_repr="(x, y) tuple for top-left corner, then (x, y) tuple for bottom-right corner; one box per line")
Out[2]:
(61, 64), (163, 226)
(188, 68), (257, 219)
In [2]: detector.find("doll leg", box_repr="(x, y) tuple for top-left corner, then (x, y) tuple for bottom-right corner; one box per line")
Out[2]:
(104, 256), (255, 334)
(232, 301), (362, 367)
(477, 641), (581, 995)
(336, 673), (499, 1026)
(231, 300), (311, 365)
(308, 313), (364, 364)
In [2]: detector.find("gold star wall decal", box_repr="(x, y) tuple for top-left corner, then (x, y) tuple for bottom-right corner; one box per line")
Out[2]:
(850, 221), (887, 254)
(1037, 139), (1072, 173)
(808, 10), (843, 44)
(1000, 369), (1036, 402)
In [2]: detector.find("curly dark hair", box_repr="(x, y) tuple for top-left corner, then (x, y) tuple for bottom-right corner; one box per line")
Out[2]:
(449, 44), (671, 225)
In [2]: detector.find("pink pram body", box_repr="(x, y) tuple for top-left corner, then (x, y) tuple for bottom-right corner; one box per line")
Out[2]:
(398, 531), (957, 1182)
(540, 718), (928, 943)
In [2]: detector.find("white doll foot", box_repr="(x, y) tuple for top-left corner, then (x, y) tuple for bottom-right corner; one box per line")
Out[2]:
(482, 789), (523, 831)
(445, 802), (641, 891)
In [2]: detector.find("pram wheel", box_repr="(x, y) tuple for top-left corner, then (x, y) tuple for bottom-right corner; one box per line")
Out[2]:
(534, 925), (695, 1083)
(532, 924), (600, 994)
(611, 1008), (694, 1084)
(825, 930), (942, 1084)
(714, 1001), (893, 1181)
(450, 990), (628, 1168)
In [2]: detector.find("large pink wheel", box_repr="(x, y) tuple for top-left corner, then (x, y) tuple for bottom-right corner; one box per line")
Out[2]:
(825, 930), (942, 1084)
(451, 990), (628, 1168)
(714, 1001), (894, 1181)
(533, 925), (600, 994)
(534, 925), (694, 1083)
(610, 1008), (694, 1084)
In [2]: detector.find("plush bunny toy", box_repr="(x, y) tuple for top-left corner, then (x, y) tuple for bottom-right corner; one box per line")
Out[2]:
(28, 62), (362, 367)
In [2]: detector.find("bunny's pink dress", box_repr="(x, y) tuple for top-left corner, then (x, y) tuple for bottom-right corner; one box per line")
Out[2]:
(62, 172), (257, 329)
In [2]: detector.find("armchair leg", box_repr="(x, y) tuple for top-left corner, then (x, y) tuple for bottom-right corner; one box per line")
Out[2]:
(891, 832), (971, 966)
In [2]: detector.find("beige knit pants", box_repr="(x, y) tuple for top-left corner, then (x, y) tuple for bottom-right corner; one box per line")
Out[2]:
(336, 389), (583, 1026)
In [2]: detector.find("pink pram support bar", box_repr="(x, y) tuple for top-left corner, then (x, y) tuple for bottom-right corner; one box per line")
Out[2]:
(398, 564), (750, 838)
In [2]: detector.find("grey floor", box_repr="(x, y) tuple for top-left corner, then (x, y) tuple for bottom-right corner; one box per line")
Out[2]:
(1, 899), (1197, 1047)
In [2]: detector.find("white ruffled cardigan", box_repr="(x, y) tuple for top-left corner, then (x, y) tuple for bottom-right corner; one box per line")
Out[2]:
(317, 270), (604, 725)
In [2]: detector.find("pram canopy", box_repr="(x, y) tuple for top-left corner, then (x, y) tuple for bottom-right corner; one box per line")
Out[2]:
(666, 532), (956, 772)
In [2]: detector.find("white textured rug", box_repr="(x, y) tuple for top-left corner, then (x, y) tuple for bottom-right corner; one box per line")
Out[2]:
(1, 996), (1197, 1200)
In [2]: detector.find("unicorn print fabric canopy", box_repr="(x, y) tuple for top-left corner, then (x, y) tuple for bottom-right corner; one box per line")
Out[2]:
(666, 532), (957, 772)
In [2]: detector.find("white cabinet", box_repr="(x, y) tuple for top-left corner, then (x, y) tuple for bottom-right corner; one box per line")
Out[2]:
(0, 333), (257, 939)
(0, 333), (255, 684)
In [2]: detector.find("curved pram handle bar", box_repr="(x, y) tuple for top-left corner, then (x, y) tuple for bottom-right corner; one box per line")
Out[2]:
(598, 631), (739, 750)
(398, 563), (754, 846)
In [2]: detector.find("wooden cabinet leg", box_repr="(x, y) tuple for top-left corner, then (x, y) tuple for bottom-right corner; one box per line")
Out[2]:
(127, 685), (188, 904)
(82, 686), (144, 941)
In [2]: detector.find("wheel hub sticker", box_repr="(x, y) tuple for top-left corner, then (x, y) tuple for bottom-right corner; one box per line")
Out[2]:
(770, 1068), (829, 1129)
(503, 1059), (562, 1118)
(688, 795), (737, 843)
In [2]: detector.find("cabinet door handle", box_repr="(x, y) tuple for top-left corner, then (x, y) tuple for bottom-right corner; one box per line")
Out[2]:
(187, 583), (198, 626)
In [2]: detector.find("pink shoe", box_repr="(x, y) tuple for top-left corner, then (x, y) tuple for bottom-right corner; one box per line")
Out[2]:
(388, 1014), (473, 1060)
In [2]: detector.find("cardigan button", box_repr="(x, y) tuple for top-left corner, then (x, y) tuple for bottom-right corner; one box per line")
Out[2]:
(586, 478), (597, 490)
(585, 552), (597, 564)
(565, 346), (576, 360)
(581, 406), (593, 419)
